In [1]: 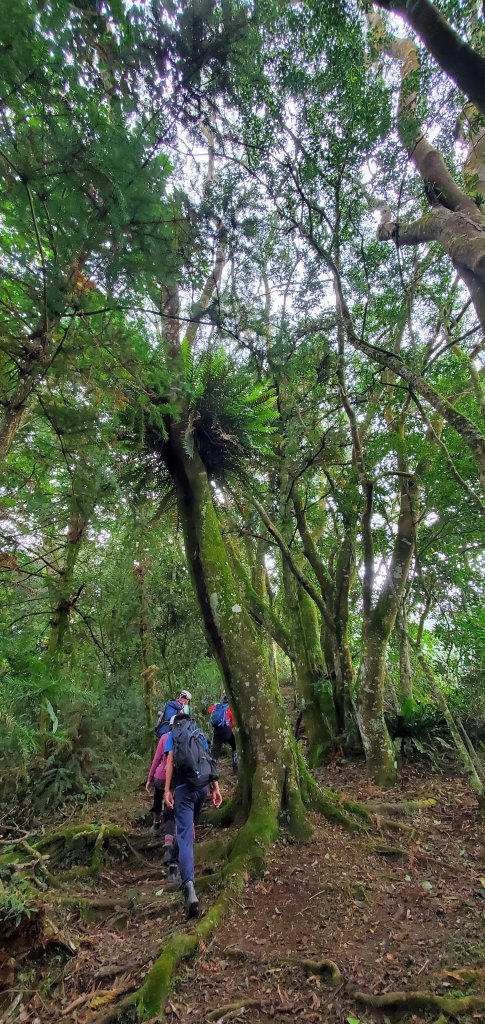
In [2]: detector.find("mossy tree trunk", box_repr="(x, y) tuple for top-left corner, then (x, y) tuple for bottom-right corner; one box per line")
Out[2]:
(164, 428), (308, 834)
(292, 490), (355, 734)
(358, 469), (419, 787)
(280, 475), (337, 762)
(46, 511), (87, 664)
(253, 537), (279, 683)
(39, 510), (88, 745)
(282, 563), (336, 765)
(396, 602), (413, 715)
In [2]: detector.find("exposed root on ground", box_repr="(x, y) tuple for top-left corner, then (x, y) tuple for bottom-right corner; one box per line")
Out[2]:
(364, 798), (436, 815)
(52, 890), (176, 923)
(301, 959), (342, 985)
(356, 989), (485, 1015)
(206, 998), (262, 1021)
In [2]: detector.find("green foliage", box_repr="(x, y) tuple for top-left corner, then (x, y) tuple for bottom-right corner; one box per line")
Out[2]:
(181, 345), (278, 481)
(0, 878), (37, 929)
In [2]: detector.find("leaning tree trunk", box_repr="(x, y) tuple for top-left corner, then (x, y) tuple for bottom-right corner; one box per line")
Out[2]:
(166, 427), (309, 838)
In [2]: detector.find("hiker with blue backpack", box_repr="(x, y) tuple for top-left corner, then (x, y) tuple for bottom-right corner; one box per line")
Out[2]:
(164, 710), (221, 919)
(208, 695), (238, 774)
(147, 689), (192, 867)
(154, 689), (192, 741)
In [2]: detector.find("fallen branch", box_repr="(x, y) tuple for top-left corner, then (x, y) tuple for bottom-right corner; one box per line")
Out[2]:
(60, 980), (137, 1017)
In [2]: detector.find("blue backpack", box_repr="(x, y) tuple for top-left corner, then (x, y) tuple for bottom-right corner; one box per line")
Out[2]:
(155, 699), (183, 739)
(210, 702), (229, 729)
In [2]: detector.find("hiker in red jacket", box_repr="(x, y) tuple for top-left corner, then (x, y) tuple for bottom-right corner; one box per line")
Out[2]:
(208, 695), (238, 773)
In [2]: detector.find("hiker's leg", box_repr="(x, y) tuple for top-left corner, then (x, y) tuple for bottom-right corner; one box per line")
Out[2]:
(152, 782), (163, 831)
(211, 728), (223, 761)
(193, 785), (209, 826)
(227, 730), (238, 772)
(174, 784), (197, 885)
(226, 729), (236, 753)
(163, 803), (177, 864)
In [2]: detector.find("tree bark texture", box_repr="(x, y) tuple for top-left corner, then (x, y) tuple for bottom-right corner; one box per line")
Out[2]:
(373, 0), (485, 117)
(370, 13), (485, 337)
(396, 603), (413, 713)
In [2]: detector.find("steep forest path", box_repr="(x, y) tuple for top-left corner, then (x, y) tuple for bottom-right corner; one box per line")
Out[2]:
(1, 759), (484, 1024)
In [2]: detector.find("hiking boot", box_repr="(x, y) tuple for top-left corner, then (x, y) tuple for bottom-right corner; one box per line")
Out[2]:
(150, 821), (162, 835)
(183, 880), (199, 920)
(232, 751), (239, 775)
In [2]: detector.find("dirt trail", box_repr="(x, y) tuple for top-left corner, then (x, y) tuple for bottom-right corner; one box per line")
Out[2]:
(1, 758), (483, 1024)
(170, 762), (485, 1024)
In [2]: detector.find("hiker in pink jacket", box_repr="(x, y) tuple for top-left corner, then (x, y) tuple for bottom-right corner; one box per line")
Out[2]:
(146, 731), (177, 870)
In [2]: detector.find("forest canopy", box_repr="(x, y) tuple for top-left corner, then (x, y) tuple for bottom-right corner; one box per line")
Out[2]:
(0, 0), (484, 809)
(1, 2), (485, 1022)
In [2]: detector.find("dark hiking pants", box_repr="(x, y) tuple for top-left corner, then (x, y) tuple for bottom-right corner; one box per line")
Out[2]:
(211, 725), (236, 760)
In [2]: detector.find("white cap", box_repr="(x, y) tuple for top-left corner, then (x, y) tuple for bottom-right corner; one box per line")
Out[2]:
(179, 689), (192, 701)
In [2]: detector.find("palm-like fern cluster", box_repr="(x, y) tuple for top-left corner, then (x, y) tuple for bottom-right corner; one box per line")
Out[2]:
(180, 342), (277, 483)
(125, 344), (277, 502)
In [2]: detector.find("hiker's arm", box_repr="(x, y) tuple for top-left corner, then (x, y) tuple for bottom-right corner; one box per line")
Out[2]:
(146, 736), (164, 790)
(164, 751), (174, 808)
(210, 781), (222, 808)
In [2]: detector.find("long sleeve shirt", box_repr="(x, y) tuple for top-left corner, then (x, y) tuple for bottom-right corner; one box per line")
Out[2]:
(147, 732), (169, 785)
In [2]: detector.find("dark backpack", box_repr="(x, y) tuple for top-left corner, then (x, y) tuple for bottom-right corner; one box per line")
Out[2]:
(210, 702), (229, 729)
(172, 717), (218, 789)
(155, 699), (183, 739)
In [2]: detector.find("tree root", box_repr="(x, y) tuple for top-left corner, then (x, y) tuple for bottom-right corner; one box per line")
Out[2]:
(212, 944), (342, 986)
(296, 752), (368, 832)
(356, 989), (485, 1014)
(54, 890), (176, 923)
(195, 835), (234, 867)
(301, 959), (342, 986)
(92, 775), (283, 1023)
(206, 998), (261, 1021)
(364, 798), (436, 815)
(372, 845), (407, 859)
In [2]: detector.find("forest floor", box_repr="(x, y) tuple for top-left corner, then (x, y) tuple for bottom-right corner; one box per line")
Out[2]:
(1, 756), (484, 1024)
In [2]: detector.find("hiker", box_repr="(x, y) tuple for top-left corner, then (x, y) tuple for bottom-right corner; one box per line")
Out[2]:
(208, 695), (238, 773)
(154, 688), (191, 739)
(145, 731), (178, 871)
(164, 711), (222, 919)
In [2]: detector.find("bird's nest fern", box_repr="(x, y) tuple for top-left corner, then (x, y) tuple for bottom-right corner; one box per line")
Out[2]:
(179, 342), (277, 484)
(124, 344), (277, 503)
